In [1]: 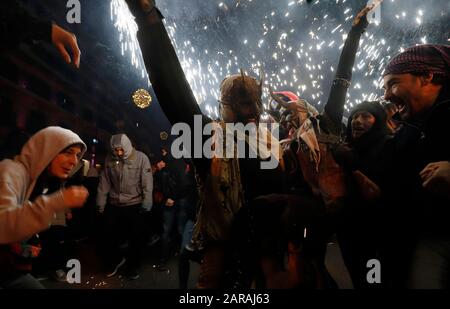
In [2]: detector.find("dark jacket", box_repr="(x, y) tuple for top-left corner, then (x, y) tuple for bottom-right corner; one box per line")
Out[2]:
(154, 166), (175, 203)
(163, 156), (194, 201)
(380, 85), (450, 236)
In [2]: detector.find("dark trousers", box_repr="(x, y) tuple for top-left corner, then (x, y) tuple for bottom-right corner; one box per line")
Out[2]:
(36, 225), (68, 273)
(161, 198), (190, 262)
(102, 204), (145, 272)
(178, 220), (194, 289)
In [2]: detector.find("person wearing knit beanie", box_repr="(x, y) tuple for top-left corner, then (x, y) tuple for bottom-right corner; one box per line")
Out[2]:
(333, 101), (391, 182)
(346, 101), (389, 144)
(378, 44), (450, 288)
(383, 44), (449, 121)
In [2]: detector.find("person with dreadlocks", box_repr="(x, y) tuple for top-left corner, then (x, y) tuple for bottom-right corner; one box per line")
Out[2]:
(378, 44), (450, 288)
(123, 0), (286, 288)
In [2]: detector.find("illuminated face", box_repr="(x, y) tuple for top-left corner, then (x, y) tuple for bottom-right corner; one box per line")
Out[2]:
(351, 111), (376, 139)
(383, 73), (431, 120)
(219, 75), (262, 124)
(114, 147), (125, 158)
(48, 145), (82, 179)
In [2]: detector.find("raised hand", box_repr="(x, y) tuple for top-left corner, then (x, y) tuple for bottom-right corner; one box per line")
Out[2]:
(51, 24), (81, 68)
(353, 0), (383, 26)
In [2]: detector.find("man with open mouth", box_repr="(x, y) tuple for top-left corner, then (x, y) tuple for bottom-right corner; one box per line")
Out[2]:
(379, 44), (450, 288)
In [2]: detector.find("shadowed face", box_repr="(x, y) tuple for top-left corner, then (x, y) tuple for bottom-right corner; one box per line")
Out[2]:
(48, 145), (82, 179)
(351, 111), (376, 139)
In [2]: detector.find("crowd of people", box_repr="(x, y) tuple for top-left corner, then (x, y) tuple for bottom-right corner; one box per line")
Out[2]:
(1, 0), (449, 289)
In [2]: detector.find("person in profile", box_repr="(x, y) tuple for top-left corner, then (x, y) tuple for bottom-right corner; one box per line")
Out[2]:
(0, 126), (89, 289)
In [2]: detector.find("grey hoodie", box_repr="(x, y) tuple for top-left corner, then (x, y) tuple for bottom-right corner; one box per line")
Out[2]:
(97, 134), (153, 211)
(0, 126), (86, 244)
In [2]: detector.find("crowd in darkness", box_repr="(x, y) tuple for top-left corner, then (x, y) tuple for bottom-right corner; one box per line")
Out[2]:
(1, 0), (449, 290)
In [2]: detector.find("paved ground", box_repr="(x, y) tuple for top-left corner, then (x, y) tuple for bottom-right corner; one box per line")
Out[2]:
(40, 239), (200, 289)
(40, 236), (353, 289)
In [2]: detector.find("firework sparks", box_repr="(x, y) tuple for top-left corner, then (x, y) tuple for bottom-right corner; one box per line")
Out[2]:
(110, 0), (449, 118)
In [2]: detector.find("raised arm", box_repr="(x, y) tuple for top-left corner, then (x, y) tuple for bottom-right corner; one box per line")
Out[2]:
(124, 0), (205, 127)
(0, 1), (81, 68)
(322, 5), (374, 135)
(141, 154), (154, 211)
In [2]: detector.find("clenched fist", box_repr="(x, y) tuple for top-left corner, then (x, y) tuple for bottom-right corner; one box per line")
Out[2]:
(62, 186), (89, 208)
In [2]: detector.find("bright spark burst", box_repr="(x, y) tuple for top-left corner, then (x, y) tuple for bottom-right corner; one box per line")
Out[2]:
(110, 0), (448, 118)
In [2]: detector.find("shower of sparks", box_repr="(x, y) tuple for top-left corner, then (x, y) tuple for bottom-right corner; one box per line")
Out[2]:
(111, 0), (448, 118)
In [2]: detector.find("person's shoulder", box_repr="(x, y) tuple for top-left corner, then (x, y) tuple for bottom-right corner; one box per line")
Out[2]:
(0, 159), (27, 185)
(427, 98), (450, 129)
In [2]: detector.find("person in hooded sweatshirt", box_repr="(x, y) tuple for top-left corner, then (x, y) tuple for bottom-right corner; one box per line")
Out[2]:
(379, 44), (450, 288)
(96, 134), (153, 280)
(333, 101), (391, 288)
(0, 126), (89, 289)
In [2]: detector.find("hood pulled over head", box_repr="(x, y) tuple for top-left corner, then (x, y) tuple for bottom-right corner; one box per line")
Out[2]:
(110, 134), (133, 159)
(16, 126), (86, 181)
